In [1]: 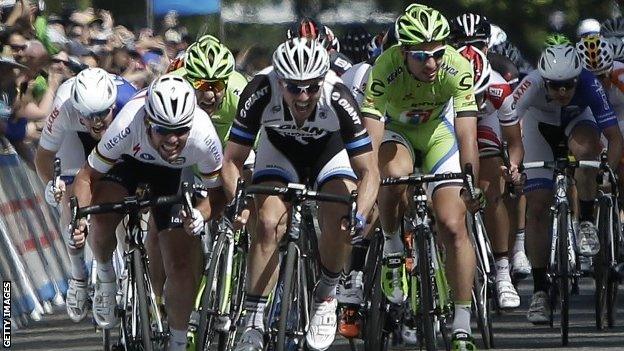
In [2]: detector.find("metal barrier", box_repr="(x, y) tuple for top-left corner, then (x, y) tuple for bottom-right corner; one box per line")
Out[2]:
(0, 137), (70, 329)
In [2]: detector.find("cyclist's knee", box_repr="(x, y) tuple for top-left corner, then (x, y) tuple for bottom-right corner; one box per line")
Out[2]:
(256, 208), (288, 244)
(437, 214), (469, 247)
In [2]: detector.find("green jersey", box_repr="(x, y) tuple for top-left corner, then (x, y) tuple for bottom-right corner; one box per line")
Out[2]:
(361, 45), (477, 125)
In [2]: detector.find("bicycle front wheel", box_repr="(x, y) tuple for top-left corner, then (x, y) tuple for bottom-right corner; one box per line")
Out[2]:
(132, 249), (154, 351)
(557, 204), (570, 346)
(276, 241), (298, 351)
(363, 230), (389, 351)
(416, 227), (437, 351)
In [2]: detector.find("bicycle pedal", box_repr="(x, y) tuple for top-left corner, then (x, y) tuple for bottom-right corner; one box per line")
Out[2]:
(214, 316), (231, 332)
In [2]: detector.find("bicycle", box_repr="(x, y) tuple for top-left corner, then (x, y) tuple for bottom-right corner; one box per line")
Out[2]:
(592, 151), (621, 330)
(462, 164), (496, 349)
(376, 170), (470, 351)
(187, 182), (249, 351)
(70, 182), (199, 351)
(523, 156), (600, 346)
(232, 181), (357, 351)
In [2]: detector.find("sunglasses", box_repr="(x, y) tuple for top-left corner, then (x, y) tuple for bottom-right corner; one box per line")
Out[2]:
(545, 78), (577, 90)
(191, 79), (227, 93)
(405, 46), (446, 62)
(9, 44), (26, 51)
(281, 81), (323, 95)
(148, 121), (190, 136)
(85, 108), (112, 120)
(52, 58), (69, 66)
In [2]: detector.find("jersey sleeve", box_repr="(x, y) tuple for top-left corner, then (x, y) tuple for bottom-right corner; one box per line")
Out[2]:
(195, 113), (224, 188)
(329, 52), (354, 77)
(580, 70), (618, 130)
(487, 82), (518, 126)
(87, 102), (138, 173)
(228, 74), (271, 147)
(451, 57), (478, 114)
(330, 83), (372, 156)
(512, 72), (540, 119)
(360, 60), (388, 120)
(39, 103), (70, 152)
(112, 75), (139, 115)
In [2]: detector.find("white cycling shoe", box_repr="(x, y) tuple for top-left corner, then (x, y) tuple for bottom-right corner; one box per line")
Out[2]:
(66, 278), (89, 322)
(93, 280), (118, 329)
(496, 279), (520, 309)
(306, 298), (338, 351)
(512, 251), (531, 277)
(336, 270), (363, 305)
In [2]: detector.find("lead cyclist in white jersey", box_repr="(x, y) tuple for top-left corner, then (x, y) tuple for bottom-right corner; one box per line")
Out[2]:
(71, 74), (225, 351)
(34, 67), (137, 323)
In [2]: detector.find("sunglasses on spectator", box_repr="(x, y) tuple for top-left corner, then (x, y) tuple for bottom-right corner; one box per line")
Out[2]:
(191, 79), (227, 93)
(405, 46), (446, 62)
(85, 108), (112, 120)
(544, 78), (577, 90)
(148, 121), (191, 136)
(52, 58), (69, 66)
(281, 80), (323, 95)
(9, 44), (26, 51)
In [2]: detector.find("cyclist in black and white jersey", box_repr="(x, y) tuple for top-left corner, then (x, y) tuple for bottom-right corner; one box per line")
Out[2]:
(72, 74), (225, 351)
(34, 67), (137, 323)
(223, 37), (379, 351)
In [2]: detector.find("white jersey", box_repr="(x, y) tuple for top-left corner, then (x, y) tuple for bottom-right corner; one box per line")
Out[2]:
(87, 90), (223, 188)
(39, 79), (91, 152)
(340, 62), (372, 106)
(478, 70), (518, 126)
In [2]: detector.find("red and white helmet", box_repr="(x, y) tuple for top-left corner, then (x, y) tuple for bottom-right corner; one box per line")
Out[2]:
(458, 45), (491, 94)
(287, 17), (340, 52)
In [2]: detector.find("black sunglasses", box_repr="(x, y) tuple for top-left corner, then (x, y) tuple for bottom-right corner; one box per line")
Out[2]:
(85, 108), (112, 120)
(545, 78), (577, 90)
(9, 44), (26, 51)
(281, 81), (323, 95)
(52, 58), (69, 66)
(149, 122), (190, 136)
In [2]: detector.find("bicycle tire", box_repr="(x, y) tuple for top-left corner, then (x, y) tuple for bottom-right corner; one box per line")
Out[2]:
(557, 204), (570, 346)
(595, 197), (610, 329)
(363, 230), (389, 351)
(607, 203), (620, 328)
(472, 270), (493, 349)
(132, 249), (154, 351)
(102, 328), (111, 351)
(276, 241), (298, 351)
(198, 233), (227, 350)
(416, 226), (437, 351)
(221, 237), (248, 349)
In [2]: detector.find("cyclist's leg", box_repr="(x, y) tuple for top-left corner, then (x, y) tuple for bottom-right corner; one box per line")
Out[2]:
(145, 218), (165, 307)
(567, 114), (602, 255)
(522, 114), (557, 324)
(236, 137), (294, 349)
(377, 130), (413, 304)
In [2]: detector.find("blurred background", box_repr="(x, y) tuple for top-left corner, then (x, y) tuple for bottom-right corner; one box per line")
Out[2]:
(36, 0), (622, 62)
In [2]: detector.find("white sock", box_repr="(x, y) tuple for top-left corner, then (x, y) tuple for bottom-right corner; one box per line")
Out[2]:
(168, 328), (187, 351)
(96, 259), (116, 283)
(452, 302), (472, 334)
(383, 229), (404, 256)
(69, 249), (88, 281)
(513, 230), (525, 255)
(495, 257), (511, 282)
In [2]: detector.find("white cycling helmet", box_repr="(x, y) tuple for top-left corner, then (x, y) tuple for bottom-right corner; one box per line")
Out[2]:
(272, 37), (330, 81)
(71, 67), (117, 117)
(577, 18), (601, 38)
(488, 24), (507, 48)
(458, 45), (491, 94)
(145, 74), (196, 129)
(601, 17), (624, 38)
(538, 44), (583, 81)
(576, 34), (613, 75)
(608, 36), (624, 61)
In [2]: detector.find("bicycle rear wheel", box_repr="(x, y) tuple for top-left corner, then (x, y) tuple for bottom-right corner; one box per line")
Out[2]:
(557, 204), (570, 346)
(363, 230), (389, 351)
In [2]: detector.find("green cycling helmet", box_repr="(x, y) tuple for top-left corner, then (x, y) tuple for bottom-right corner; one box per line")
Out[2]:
(395, 4), (450, 45)
(184, 34), (235, 81)
(544, 33), (572, 47)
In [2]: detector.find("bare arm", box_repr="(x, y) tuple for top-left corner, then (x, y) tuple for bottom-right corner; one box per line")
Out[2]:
(221, 142), (252, 202)
(455, 114), (480, 181)
(34, 145), (56, 183)
(196, 186), (226, 221)
(603, 125), (623, 169)
(501, 123), (524, 167)
(14, 76), (62, 121)
(362, 114), (384, 161)
(349, 150), (379, 220)
(73, 162), (105, 207)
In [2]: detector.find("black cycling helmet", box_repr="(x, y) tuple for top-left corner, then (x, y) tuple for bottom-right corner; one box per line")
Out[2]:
(450, 13), (491, 46)
(341, 25), (372, 64)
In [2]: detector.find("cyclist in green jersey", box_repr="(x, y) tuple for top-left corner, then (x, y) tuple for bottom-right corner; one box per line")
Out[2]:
(361, 4), (479, 349)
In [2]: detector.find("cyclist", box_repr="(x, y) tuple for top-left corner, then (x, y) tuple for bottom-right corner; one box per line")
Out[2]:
(451, 14), (529, 301)
(286, 17), (354, 77)
(223, 37), (379, 351)
(72, 74), (225, 351)
(361, 4), (479, 348)
(515, 44), (623, 324)
(34, 67), (137, 323)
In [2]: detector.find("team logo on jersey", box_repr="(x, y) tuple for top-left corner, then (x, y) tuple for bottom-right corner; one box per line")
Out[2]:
(458, 73), (473, 91)
(170, 156), (186, 165)
(204, 137), (222, 163)
(513, 80), (531, 103)
(334, 96), (362, 125)
(440, 62), (458, 76)
(331, 92), (341, 101)
(240, 86), (269, 118)
(273, 125), (328, 144)
(333, 57), (352, 70)
(386, 67), (403, 83)
(369, 79), (385, 97)
(104, 127), (131, 150)
(140, 153), (155, 161)
(489, 87), (504, 98)
(592, 79), (611, 111)
(46, 108), (60, 133)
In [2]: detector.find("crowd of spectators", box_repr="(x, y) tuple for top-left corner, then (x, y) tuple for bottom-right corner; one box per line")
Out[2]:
(0, 1), (195, 168)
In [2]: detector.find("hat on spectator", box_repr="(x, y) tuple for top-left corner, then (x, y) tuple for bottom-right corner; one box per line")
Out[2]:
(164, 29), (182, 44)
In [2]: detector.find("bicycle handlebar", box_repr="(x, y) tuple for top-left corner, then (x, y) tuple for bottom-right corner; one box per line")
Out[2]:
(380, 171), (465, 186)
(523, 159), (601, 171)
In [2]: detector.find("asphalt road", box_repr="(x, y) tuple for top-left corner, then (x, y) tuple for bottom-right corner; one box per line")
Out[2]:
(11, 277), (624, 350)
